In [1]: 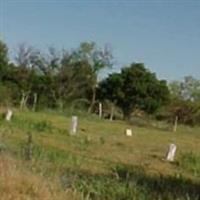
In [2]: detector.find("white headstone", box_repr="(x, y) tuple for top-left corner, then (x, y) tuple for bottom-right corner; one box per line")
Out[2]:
(166, 143), (177, 162)
(125, 129), (132, 136)
(70, 116), (78, 135)
(5, 109), (13, 121)
(99, 102), (102, 118)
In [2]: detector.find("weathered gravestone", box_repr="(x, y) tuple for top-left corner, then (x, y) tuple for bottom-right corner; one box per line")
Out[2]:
(5, 109), (13, 122)
(166, 143), (177, 162)
(125, 129), (132, 136)
(173, 116), (178, 132)
(99, 102), (102, 118)
(70, 116), (78, 135)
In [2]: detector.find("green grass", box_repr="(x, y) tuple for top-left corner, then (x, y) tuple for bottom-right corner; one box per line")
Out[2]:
(179, 151), (200, 177)
(0, 109), (200, 199)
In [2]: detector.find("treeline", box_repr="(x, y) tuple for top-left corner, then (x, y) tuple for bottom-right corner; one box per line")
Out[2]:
(0, 40), (200, 125)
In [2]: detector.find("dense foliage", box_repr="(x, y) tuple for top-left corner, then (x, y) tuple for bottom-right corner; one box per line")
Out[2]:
(98, 63), (170, 119)
(0, 39), (200, 125)
(0, 40), (111, 110)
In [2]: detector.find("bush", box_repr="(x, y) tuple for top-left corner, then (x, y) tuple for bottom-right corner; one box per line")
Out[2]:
(0, 85), (12, 106)
(169, 101), (200, 126)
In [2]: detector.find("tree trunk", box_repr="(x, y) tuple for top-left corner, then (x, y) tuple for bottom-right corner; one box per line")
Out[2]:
(88, 86), (96, 113)
(20, 92), (26, 110)
(20, 91), (29, 110)
(123, 111), (131, 121)
(32, 93), (37, 111)
(110, 104), (114, 121)
(24, 93), (29, 108)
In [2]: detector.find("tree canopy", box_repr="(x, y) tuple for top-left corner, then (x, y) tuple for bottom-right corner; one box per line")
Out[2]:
(0, 40), (9, 81)
(99, 63), (170, 119)
(169, 76), (200, 101)
(1, 39), (200, 125)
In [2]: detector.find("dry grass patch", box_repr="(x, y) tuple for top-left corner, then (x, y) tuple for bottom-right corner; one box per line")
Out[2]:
(0, 154), (79, 200)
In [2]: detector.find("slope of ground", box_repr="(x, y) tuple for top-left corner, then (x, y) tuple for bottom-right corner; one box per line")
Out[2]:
(0, 154), (79, 200)
(0, 109), (199, 199)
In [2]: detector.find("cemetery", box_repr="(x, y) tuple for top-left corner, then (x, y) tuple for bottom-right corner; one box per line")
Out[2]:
(0, 1), (200, 198)
(0, 109), (199, 200)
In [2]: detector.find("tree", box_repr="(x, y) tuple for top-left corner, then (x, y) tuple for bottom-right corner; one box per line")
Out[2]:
(29, 47), (93, 109)
(55, 58), (93, 109)
(99, 63), (170, 120)
(14, 44), (39, 109)
(0, 40), (9, 81)
(168, 100), (200, 126)
(0, 40), (14, 106)
(24, 46), (63, 108)
(168, 76), (200, 126)
(15, 43), (35, 69)
(169, 76), (200, 102)
(71, 42), (113, 113)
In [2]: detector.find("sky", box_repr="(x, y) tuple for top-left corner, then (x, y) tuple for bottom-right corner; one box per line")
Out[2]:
(0, 0), (200, 80)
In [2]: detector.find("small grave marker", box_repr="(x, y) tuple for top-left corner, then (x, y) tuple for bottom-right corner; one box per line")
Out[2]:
(99, 102), (102, 118)
(173, 116), (178, 132)
(125, 129), (132, 136)
(70, 116), (78, 135)
(166, 143), (177, 162)
(5, 109), (13, 121)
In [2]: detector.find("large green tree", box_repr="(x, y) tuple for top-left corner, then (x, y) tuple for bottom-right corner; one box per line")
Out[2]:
(71, 42), (113, 113)
(99, 63), (170, 120)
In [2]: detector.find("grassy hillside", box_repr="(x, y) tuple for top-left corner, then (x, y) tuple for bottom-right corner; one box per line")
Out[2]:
(0, 109), (200, 200)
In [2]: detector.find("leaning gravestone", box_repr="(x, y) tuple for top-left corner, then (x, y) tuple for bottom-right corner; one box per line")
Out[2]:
(166, 143), (177, 162)
(70, 116), (78, 135)
(5, 109), (13, 122)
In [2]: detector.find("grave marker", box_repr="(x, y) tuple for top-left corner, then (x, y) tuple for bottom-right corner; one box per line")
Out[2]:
(99, 102), (102, 118)
(5, 109), (13, 121)
(166, 143), (177, 162)
(173, 116), (178, 132)
(125, 129), (132, 136)
(70, 116), (78, 135)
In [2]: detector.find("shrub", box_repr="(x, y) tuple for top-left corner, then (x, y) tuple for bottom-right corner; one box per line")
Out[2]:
(170, 101), (200, 126)
(0, 85), (12, 107)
